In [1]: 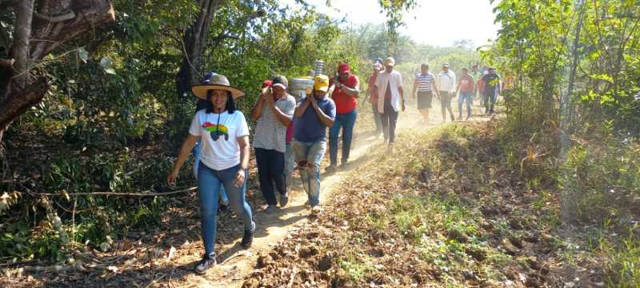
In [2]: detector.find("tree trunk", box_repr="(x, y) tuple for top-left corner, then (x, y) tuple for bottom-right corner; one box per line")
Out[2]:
(175, 0), (221, 101)
(170, 0), (222, 142)
(0, 0), (115, 142)
(9, 0), (34, 90)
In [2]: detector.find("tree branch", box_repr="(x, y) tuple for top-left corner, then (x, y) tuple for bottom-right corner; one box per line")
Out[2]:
(210, 33), (240, 44)
(33, 10), (76, 23)
(30, 2), (115, 60)
(0, 76), (48, 129)
(29, 186), (198, 197)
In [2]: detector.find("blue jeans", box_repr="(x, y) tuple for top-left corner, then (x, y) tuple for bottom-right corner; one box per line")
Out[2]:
(329, 109), (357, 166)
(292, 140), (326, 206)
(193, 141), (229, 205)
(197, 164), (253, 258)
(458, 91), (473, 118)
(284, 142), (294, 194)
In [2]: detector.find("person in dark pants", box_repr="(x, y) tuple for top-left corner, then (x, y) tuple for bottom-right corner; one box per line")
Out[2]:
(373, 57), (405, 152)
(251, 76), (296, 213)
(327, 63), (360, 172)
(366, 61), (384, 135)
(167, 73), (254, 274)
(481, 67), (501, 114)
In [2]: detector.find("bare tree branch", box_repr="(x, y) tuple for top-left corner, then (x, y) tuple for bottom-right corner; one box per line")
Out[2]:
(33, 10), (76, 23)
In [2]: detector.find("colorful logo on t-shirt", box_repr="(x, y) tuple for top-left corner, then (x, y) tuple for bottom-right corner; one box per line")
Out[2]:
(202, 121), (229, 141)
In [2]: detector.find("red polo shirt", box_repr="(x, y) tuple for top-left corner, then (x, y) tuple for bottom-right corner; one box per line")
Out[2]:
(331, 74), (359, 114)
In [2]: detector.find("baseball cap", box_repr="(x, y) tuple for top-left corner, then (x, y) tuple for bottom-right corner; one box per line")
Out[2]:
(272, 75), (288, 89)
(313, 74), (330, 92)
(338, 63), (350, 74)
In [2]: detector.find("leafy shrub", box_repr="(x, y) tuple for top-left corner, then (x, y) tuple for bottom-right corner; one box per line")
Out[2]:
(561, 141), (640, 225)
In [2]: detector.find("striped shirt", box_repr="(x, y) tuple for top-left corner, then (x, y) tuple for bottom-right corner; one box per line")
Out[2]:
(415, 72), (435, 92)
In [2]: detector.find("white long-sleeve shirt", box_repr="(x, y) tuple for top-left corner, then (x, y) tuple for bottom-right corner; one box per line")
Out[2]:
(374, 70), (404, 113)
(437, 71), (456, 93)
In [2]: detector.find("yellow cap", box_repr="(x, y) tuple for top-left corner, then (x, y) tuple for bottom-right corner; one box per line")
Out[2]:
(313, 74), (329, 92)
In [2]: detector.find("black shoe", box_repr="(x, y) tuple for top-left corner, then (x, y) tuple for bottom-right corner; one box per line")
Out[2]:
(279, 192), (289, 207)
(241, 221), (255, 249)
(194, 256), (216, 274)
(264, 205), (278, 214)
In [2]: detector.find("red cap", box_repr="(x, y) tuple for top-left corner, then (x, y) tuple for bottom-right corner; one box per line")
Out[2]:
(262, 80), (273, 88)
(338, 63), (350, 74)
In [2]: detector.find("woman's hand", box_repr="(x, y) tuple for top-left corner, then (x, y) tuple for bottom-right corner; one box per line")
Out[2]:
(233, 169), (246, 188)
(168, 135), (198, 187)
(167, 169), (179, 186)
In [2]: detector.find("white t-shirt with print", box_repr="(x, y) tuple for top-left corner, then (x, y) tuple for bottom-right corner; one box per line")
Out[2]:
(189, 109), (250, 171)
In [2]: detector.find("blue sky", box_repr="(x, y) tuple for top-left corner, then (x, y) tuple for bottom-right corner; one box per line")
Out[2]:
(284, 0), (500, 48)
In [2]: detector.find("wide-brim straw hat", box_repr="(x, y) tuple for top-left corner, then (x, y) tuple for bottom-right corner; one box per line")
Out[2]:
(192, 73), (245, 100)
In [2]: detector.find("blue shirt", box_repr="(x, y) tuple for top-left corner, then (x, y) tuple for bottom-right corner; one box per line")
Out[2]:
(293, 96), (336, 143)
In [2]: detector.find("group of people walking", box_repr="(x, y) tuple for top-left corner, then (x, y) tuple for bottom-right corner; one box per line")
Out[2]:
(165, 58), (504, 274)
(166, 61), (366, 274)
(390, 63), (504, 124)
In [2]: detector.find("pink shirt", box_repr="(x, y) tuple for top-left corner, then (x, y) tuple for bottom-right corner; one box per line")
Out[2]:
(285, 122), (294, 143)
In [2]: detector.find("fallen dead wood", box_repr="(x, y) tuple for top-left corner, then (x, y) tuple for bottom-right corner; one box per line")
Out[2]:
(30, 186), (198, 197)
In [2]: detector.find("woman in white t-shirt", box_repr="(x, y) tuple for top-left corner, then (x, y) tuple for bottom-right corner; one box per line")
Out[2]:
(167, 73), (254, 274)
